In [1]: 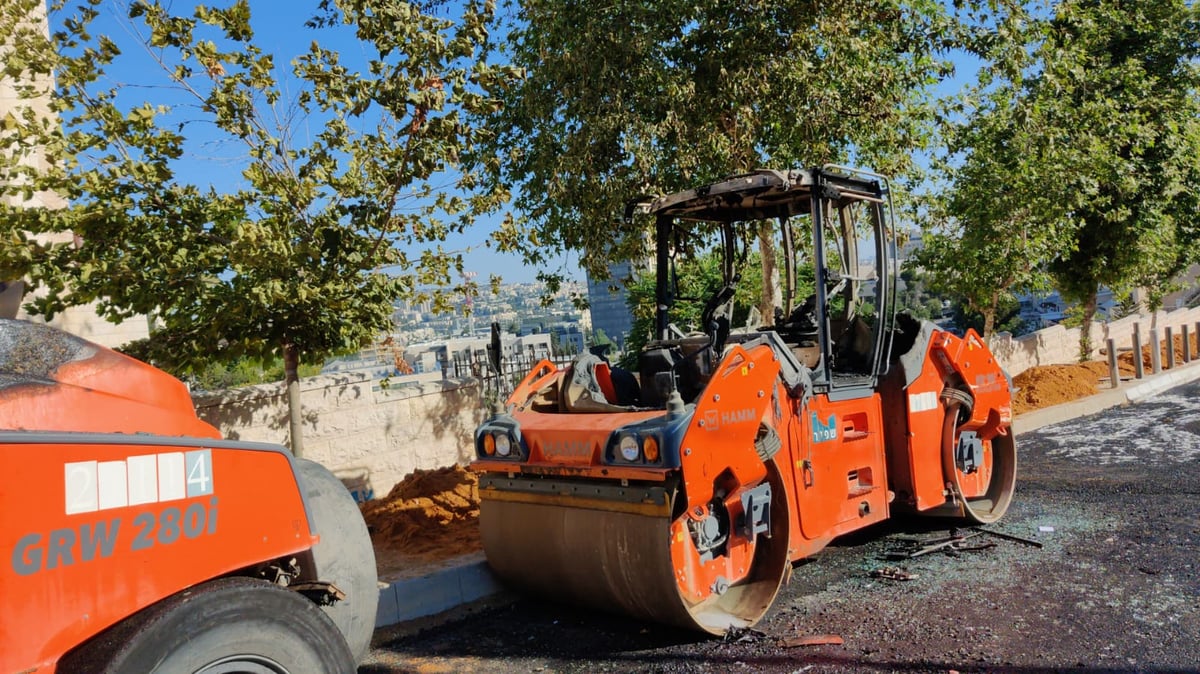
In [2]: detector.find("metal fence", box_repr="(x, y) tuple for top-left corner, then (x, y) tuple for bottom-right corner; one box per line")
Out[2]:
(444, 349), (577, 392)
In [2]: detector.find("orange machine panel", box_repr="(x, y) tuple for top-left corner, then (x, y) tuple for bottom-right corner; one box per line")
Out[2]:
(789, 393), (890, 551)
(899, 329), (1013, 511)
(0, 435), (315, 673)
(678, 343), (780, 509)
(0, 321), (222, 440)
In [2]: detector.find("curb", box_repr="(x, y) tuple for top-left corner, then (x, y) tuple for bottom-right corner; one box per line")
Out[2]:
(1123, 359), (1200, 402)
(375, 559), (503, 628)
(373, 360), (1200, 631)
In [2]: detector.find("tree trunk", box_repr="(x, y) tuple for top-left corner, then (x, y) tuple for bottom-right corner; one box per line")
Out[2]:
(757, 221), (777, 327)
(982, 290), (999, 339)
(284, 341), (304, 457)
(1078, 291), (1098, 362)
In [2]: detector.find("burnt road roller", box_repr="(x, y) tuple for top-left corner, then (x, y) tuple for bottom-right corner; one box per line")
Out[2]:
(0, 319), (377, 673)
(472, 167), (1016, 635)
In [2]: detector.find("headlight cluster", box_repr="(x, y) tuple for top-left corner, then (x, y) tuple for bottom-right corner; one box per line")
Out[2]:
(476, 417), (522, 460)
(481, 431), (514, 457)
(612, 432), (662, 464)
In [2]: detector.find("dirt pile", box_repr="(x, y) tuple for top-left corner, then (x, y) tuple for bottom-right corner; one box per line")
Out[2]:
(1117, 331), (1197, 371)
(360, 465), (481, 565)
(1011, 361), (1121, 415)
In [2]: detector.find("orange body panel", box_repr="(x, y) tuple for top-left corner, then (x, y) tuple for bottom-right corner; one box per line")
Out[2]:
(0, 436), (314, 673)
(783, 394), (890, 557)
(676, 344), (778, 509)
(890, 329), (1013, 511)
(507, 359), (561, 411)
(476, 409), (669, 482)
(0, 322), (316, 672)
(0, 337), (220, 440)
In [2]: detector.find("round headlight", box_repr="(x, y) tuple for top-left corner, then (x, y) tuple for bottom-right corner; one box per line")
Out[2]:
(618, 435), (640, 462)
(643, 435), (660, 462)
(494, 433), (512, 457)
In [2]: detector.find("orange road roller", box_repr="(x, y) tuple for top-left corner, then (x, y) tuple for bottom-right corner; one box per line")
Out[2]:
(0, 319), (377, 673)
(472, 167), (1016, 635)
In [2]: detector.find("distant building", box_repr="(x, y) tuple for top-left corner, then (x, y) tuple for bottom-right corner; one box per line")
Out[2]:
(322, 332), (558, 382)
(1016, 288), (1118, 330)
(586, 260), (637, 350)
(549, 324), (585, 354)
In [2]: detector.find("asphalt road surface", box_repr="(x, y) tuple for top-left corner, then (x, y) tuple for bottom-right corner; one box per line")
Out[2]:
(363, 381), (1200, 674)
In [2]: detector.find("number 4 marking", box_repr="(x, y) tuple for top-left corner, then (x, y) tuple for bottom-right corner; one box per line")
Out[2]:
(185, 450), (214, 497)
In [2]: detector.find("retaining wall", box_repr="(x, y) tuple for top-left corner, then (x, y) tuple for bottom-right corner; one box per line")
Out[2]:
(990, 306), (1200, 377)
(192, 374), (486, 501)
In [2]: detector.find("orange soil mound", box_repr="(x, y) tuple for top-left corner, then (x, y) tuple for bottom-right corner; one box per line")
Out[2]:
(360, 465), (481, 563)
(1012, 330), (1199, 415)
(1011, 361), (1115, 415)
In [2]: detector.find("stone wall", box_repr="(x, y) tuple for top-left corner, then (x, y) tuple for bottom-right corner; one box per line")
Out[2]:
(192, 374), (487, 502)
(989, 306), (1200, 377)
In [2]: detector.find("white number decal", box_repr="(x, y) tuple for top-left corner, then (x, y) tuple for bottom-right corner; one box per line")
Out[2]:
(186, 450), (213, 497)
(65, 461), (98, 514)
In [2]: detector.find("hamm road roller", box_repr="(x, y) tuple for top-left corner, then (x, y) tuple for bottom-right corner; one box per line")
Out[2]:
(472, 167), (1016, 634)
(0, 319), (377, 673)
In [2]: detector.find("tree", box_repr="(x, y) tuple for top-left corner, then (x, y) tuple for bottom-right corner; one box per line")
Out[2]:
(916, 83), (1065, 339)
(618, 248), (768, 369)
(921, 0), (1200, 351)
(1035, 0), (1200, 356)
(590, 327), (613, 349)
(476, 0), (964, 323)
(894, 267), (951, 322)
(916, 2), (1066, 340)
(950, 294), (1024, 337)
(0, 0), (515, 454)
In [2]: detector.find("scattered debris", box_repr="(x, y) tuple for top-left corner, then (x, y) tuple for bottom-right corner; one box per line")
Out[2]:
(1039, 526), (1056, 533)
(886, 525), (1048, 560)
(870, 567), (919, 581)
(909, 532), (981, 558)
(723, 626), (768, 643)
(977, 527), (1045, 549)
(951, 541), (997, 553)
(780, 634), (845, 648)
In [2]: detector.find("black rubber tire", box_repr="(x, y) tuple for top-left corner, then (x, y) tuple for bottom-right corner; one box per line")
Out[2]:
(293, 458), (378, 664)
(58, 577), (356, 674)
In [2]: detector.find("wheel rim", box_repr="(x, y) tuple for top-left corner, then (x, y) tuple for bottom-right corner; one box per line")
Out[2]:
(196, 654), (292, 674)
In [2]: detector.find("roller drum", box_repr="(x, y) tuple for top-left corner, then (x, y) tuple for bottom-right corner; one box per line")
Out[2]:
(478, 466), (791, 635)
